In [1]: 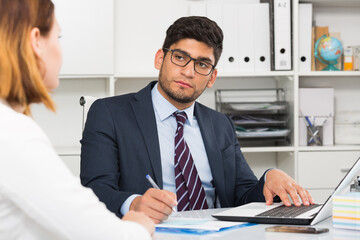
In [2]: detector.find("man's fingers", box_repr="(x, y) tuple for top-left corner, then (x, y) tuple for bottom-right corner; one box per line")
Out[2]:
(305, 189), (315, 204)
(142, 189), (174, 215)
(296, 186), (310, 206)
(264, 169), (315, 207)
(148, 198), (173, 216)
(130, 189), (175, 223)
(277, 189), (291, 206)
(142, 206), (168, 222)
(163, 190), (178, 205)
(286, 186), (301, 206)
(149, 216), (161, 224)
(135, 196), (170, 221)
(151, 189), (177, 210)
(263, 187), (274, 205)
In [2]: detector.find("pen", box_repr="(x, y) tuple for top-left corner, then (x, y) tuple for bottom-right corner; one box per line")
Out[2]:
(304, 116), (313, 127)
(146, 174), (177, 212)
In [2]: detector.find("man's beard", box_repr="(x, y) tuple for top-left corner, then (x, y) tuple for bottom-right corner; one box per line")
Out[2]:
(158, 67), (208, 104)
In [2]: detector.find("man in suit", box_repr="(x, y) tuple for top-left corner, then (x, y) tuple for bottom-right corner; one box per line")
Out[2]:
(81, 16), (314, 223)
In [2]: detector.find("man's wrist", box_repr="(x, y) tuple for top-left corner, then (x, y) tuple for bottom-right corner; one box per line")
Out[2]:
(129, 196), (141, 211)
(264, 168), (275, 182)
(120, 194), (141, 215)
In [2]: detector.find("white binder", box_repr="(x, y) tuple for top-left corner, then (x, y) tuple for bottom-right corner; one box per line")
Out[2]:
(206, 3), (224, 72)
(222, 4), (240, 73)
(238, 4), (255, 72)
(299, 4), (312, 72)
(254, 3), (271, 72)
(274, 0), (292, 70)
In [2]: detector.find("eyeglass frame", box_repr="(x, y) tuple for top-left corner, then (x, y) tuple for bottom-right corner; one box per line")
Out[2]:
(163, 48), (215, 76)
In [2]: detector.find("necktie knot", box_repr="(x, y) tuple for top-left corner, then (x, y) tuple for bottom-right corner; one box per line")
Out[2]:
(173, 111), (187, 125)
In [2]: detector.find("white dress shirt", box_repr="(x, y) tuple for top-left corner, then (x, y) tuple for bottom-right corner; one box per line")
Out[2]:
(0, 99), (150, 240)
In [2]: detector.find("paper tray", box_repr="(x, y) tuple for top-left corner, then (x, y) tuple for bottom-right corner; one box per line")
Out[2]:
(236, 129), (290, 138)
(221, 102), (288, 114)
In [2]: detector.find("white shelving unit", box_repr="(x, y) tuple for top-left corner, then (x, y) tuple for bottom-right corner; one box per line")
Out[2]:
(32, 0), (360, 201)
(295, 0), (360, 202)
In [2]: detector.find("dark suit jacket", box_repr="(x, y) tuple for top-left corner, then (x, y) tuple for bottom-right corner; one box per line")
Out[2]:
(80, 81), (266, 218)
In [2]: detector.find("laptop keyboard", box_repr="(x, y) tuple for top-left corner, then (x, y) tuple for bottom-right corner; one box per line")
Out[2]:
(256, 204), (321, 218)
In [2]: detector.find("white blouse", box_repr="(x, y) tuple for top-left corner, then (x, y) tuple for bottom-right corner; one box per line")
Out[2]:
(0, 100), (150, 240)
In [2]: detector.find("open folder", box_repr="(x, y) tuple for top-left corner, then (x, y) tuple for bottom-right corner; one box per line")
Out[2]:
(156, 217), (255, 235)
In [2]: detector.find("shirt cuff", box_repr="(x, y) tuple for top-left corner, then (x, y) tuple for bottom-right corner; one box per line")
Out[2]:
(120, 194), (141, 216)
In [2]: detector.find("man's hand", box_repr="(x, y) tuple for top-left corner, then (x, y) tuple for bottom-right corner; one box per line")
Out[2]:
(122, 210), (155, 236)
(130, 188), (177, 224)
(263, 169), (315, 207)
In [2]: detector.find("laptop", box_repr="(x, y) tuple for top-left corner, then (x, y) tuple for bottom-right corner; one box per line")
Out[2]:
(212, 157), (360, 225)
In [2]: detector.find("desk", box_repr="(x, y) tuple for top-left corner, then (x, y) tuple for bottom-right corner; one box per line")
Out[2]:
(153, 208), (360, 240)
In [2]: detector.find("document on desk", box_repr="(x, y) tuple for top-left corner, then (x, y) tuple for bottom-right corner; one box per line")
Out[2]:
(156, 217), (255, 235)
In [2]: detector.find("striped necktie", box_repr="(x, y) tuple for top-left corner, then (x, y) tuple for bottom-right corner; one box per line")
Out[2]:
(173, 111), (208, 211)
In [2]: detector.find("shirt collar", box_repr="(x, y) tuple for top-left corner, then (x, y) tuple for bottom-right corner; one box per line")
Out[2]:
(151, 82), (195, 126)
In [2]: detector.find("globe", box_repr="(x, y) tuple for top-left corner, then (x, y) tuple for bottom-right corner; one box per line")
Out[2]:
(315, 35), (343, 71)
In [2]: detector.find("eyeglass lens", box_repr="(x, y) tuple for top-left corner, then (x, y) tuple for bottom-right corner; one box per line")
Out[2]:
(170, 50), (213, 76)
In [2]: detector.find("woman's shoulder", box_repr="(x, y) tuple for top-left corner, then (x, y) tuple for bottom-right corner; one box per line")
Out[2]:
(0, 102), (48, 144)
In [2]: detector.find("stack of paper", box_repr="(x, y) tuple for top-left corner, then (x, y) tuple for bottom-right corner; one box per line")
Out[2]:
(156, 217), (254, 235)
(333, 192), (360, 231)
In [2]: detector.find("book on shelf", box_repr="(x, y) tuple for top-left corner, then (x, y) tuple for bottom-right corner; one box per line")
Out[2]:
(353, 45), (360, 71)
(311, 26), (315, 71)
(330, 32), (342, 71)
(344, 47), (354, 71)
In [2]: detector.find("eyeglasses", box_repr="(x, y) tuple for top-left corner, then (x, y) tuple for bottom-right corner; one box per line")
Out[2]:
(164, 48), (215, 76)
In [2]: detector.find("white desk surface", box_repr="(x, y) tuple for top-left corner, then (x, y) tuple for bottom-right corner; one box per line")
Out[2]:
(153, 208), (360, 240)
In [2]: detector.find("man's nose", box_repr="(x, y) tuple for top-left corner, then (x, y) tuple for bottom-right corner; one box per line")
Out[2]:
(180, 59), (195, 77)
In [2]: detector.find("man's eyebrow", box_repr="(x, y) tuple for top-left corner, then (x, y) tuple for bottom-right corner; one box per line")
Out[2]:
(174, 49), (214, 64)
(173, 48), (188, 55)
(197, 57), (213, 63)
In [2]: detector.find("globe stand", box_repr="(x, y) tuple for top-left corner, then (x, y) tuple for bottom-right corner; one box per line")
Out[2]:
(322, 62), (340, 71)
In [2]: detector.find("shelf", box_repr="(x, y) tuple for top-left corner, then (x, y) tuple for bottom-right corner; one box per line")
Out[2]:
(298, 145), (360, 152)
(60, 71), (360, 79)
(300, 0), (360, 8)
(115, 73), (158, 78)
(114, 71), (295, 79)
(299, 71), (360, 77)
(241, 146), (295, 153)
(217, 71), (294, 78)
(55, 146), (81, 156)
(59, 74), (113, 79)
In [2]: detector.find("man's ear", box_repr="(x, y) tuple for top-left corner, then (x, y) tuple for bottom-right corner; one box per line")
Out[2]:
(206, 68), (217, 88)
(30, 27), (42, 58)
(154, 49), (164, 70)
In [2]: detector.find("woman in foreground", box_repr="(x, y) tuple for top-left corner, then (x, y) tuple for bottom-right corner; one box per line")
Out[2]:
(0, 0), (154, 239)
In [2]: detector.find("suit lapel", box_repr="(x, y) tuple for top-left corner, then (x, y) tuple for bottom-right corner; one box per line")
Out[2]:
(195, 103), (228, 206)
(130, 82), (163, 188)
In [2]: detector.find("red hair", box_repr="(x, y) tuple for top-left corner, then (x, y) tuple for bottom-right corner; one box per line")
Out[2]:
(0, 0), (55, 115)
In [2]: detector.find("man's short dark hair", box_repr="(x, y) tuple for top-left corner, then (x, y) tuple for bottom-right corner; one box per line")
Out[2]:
(162, 16), (223, 67)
